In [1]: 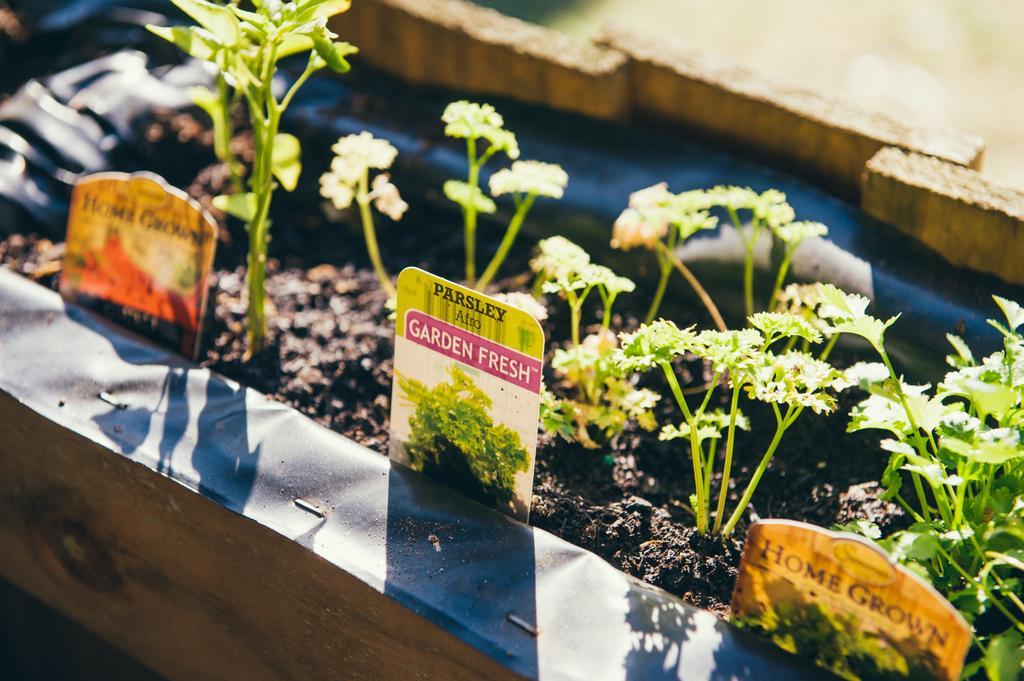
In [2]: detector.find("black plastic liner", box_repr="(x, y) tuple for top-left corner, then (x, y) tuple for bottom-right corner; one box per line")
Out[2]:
(0, 267), (832, 680)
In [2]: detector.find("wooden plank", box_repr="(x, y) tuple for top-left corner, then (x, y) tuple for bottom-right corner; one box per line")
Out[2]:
(594, 23), (985, 198)
(861, 147), (1024, 285)
(0, 391), (522, 681)
(336, 0), (630, 121)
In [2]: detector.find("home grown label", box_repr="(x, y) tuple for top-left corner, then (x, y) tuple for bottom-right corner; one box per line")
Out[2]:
(60, 171), (217, 359)
(390, 267), (544, 521)
(732, 520), (970, 681)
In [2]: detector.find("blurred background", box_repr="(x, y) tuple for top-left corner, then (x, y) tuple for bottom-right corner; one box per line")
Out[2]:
(473, 0), (1024, 189)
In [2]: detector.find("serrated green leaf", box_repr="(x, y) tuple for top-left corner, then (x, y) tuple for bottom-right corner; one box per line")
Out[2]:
(171, 0), (240, 46)
(945, 333), (975, 368)
(443, 180), (496, 214)
(994, 295), (1024, 331)
(213, 192), (256, 221)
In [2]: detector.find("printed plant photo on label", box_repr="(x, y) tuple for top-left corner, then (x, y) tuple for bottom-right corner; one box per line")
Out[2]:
(389, 268), (544, 521)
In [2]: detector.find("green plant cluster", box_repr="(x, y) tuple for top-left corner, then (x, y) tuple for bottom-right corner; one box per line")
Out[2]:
(832, 294), (1024, 679)
(397, 365), (530, 508)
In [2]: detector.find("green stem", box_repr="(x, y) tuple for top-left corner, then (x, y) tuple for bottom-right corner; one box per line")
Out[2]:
(656, 241), (727, 332)
(743, 243), (756, 318)
(662, 361), (707, 533)
(598, 287), (618, 333)
(357, 173), (395, 298)
(645, 255), (672, 324)
(244, 44), (279, 355)
(476, 193), (535, 291)
(568, 290), (582, 347)
(713, 381), (743, 535)
(818, 334), (839, 361)
(464, 139), (480, 285)
(721, 405), (794, 537)
(215, 72), (243, 195)
(937, 544), (1024, 634)
(768, 248), (793, 311)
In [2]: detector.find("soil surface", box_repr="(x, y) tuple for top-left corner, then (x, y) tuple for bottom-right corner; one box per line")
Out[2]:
(0, 108), (905, 617)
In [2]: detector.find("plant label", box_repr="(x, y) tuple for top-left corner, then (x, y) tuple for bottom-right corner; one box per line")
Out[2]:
(60, 172), (217, 359)
(732, 520), (970, 681)
(390, 267), (544, 521)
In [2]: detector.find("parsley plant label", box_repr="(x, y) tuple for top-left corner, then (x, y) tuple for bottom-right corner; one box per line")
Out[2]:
(60, 172), (217, 359)
(732, 520), (970, 681)
(390, 267), (544, 521)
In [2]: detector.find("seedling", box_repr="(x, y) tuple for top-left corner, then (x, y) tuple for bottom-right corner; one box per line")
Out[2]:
(835, 290), (1024, 669)
(533, 236), (658, 447)
(611, 183), (725, 329)
(442, 101), (567, 289)
(149, 0), (357, 353)
(320, 131), (407, 297)
(614, 312), (849, 536)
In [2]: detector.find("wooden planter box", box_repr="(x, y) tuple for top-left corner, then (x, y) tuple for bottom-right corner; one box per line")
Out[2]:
(0, 268), (830, 680)
(4, 1), (1024, 678)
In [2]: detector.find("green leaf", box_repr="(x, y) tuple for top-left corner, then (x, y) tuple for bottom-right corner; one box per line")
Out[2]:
(278, 33), (315, 59)
(944, 434), (1024, 465)
(213, 192), (256, 221)
(271, 133), (302, 191)
(984, 629), (1024, 681)
(311, 28), (356, 73)
(171, 0), (240, 46)
(188, 86), (229, 159)
(443, 180), (496, 214)
(146, 25), (219, 60)
(946, 333), (975, 368)
(830, 314), (899, 353)
(994, 295), (1024, 331)
(294, 0), (352, 22)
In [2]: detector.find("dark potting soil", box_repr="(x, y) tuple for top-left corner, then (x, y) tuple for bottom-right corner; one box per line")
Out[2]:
(0, 110), (905, 617)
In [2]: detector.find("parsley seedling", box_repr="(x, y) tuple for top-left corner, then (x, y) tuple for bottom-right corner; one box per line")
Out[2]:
(615, 313), (848, 536)
(320, 132), (407, 297)
(442, 101), (567, 289)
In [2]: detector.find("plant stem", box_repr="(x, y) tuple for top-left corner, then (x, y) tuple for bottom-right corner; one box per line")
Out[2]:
(818, 334), (839, 361)
(215, 72), (243, 195)
(662, 361), (707, 533)
(569, 291), (582, 347)
(244, 41), (280, 355)
(656, 241), (727, 332)
(645, 255), (672, 324)
(721, 405), (794, 537)
(712, 381), (743, 534)
(357, 173), (396, 298)
(464, 138), (479, 286)
(743, 243), (756, 317)
(767, 248), (793, 311)
(476, 193), (535, 290)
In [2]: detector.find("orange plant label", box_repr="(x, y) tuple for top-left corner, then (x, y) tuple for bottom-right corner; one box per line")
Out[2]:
(732, 520), (970, 681)
(60, 172), (217, 359)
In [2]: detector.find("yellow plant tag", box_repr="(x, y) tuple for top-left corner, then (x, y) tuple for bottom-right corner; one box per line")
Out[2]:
(390, 267), (544, 521)
(60, 172), (217, 359)
(732, 520), (970, 681)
